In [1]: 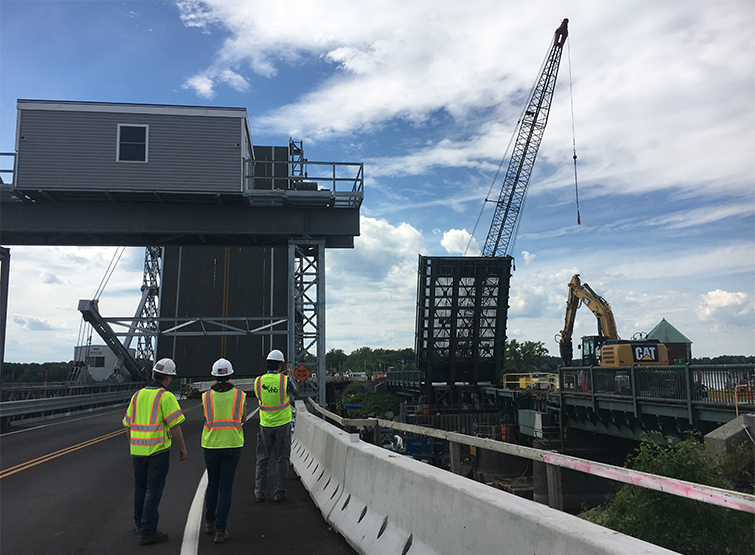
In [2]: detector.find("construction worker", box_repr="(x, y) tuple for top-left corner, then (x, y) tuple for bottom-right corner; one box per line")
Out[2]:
(123, 358), (187, 546)
(253, 349), (298, 502)
(201, 358), (246, 544)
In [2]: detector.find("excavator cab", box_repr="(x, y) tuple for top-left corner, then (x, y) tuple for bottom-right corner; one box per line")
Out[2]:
(579, 335), (604, 366)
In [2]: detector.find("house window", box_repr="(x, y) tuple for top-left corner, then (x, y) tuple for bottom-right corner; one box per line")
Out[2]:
(117, 124), (149, 162)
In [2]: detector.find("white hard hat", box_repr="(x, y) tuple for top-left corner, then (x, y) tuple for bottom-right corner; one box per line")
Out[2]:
(153, 358), (177, 376)
(211, 358), (234, 377)
(266, 349), (285, 362)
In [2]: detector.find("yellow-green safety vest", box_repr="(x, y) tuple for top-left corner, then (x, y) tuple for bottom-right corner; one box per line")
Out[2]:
(123, 386), (185, 456)
(254, 373), (291, 427)
(201, 388), (246, 449)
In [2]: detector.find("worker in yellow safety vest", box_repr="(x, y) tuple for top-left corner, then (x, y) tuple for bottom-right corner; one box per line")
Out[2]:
(253, 349), (298, 503)
(201, 358), (246, 544)
(122, 358), (187, 546)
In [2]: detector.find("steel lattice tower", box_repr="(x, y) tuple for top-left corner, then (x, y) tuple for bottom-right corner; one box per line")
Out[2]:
(136, 246), (161, 364)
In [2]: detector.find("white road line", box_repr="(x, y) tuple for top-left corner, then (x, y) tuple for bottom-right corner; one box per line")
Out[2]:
(247, 407), (260, 422)
(179, 407), (260, 554)
(180, 471), (208, 555)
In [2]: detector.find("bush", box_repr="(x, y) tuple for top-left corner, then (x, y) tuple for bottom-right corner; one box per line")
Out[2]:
(342, 380), (365, 397)
(720, 441), (755, 494)
(582, 439), (754, 555)
(342, 392), (400, 417)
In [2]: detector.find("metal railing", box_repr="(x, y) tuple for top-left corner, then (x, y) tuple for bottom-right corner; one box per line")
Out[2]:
(243, 159), (364, 208)
(559, 364), (754, 407)
(0, 152), (15, 185)
(387, 371), (421, 387)
(305, 398), (755, 514)
(0, 388), (139, 422)
(2, 380), (144, 402)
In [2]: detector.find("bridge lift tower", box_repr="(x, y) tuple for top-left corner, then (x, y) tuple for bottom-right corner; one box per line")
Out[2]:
(414, 19), (569, 404)
(1, 101), (364, 405)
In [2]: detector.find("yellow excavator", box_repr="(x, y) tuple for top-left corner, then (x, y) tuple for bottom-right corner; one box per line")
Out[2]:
(556, 274), (669, 367)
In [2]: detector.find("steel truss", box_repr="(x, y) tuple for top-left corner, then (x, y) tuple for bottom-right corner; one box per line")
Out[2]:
(416, 256), (512, 392)
(136, 247), (161, 363)
(288, 239), (326, 406)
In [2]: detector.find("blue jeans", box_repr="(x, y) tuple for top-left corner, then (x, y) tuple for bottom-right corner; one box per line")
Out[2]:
(255, 422), (291, 500)
(132, 449), (170, 538)
(203, 447), (242, 530)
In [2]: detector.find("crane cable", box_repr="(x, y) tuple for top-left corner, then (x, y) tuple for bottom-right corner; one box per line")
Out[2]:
(464, 42), (553, 256)
(567, 38), (581, 225)
(93, 246), (126, 300)
(77, 246), (126, 355)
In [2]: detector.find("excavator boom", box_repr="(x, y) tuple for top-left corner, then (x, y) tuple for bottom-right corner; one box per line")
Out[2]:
(558, 274), (619, 365)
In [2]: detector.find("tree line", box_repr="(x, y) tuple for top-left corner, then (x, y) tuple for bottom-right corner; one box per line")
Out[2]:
(3, 347), (753, 383)
(2, 361), (73, 384)
(325, 341), (560, 377)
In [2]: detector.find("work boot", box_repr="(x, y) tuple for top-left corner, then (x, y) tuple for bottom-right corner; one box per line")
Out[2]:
(205, 521), (216, 534)
(139, 531), (169, 545)
(214, 530), (229, 544)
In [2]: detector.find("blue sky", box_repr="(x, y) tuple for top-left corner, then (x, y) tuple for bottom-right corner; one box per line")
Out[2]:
(1, 0), (753, 362)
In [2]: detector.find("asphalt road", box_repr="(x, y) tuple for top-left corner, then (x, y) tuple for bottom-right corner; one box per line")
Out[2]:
(0, 396), (356, 555)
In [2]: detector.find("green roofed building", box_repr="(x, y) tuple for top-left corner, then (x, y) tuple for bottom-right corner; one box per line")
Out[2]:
(647, 318), (693, 363)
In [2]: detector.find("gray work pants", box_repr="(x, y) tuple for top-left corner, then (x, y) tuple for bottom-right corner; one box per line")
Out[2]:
(254, 422), (291, 500)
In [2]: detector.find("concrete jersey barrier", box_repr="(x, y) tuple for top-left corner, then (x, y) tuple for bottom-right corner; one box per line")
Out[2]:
(291, 403), (678, 555)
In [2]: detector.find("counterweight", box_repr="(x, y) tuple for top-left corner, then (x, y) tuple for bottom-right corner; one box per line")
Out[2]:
(482, 18), (569, 257)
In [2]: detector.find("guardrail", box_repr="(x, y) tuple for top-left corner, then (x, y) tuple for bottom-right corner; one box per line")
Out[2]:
(306, 398), (755, 514)
(244, 159), (364, 208)
(295, 401), (679, 555)
(0, 152), (15, 185)
(2, 380), (145, 402)
(560, 364), (755, 409)
(0, 389), (138, 425)
(387, 370), (421, 388)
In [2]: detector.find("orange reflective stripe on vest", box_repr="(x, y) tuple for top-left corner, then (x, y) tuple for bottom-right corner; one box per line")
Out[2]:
(203, 389), (244, 430)
(201, 387), (245, 449)
(124, 387), (182, 456)
(129, 389), (166, 432)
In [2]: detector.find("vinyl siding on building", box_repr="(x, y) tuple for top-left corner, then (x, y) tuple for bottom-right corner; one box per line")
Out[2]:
(15, 107), (247, 192)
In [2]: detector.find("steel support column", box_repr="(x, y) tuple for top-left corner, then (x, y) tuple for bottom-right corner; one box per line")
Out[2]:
(288, 239), (326, 406)
(0, 247), (10, 402)
(136, 246), (162, 365)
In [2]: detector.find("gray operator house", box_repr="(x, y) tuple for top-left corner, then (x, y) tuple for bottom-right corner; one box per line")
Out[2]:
(13, 99), (252, 196)
(2, 99), (364, 398)
(5, 99), (362, 247)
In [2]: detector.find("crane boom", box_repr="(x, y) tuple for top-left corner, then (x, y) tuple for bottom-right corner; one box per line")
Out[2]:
(482, 18), (569, 257)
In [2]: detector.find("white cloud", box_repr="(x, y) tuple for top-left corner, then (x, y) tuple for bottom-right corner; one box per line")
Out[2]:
(326, 216), (426, 352)
(440, 228), (479, 256)
(12, 315), (63, 332)
(177, 1), (753, 200)
(41, 272), (63, 285)
(521, 251), (536, 265)
(5, 247), (144, 362)
(219, 69), (251, 93)
(697, 290), (755, 331)
(183, 74), (215, 98)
